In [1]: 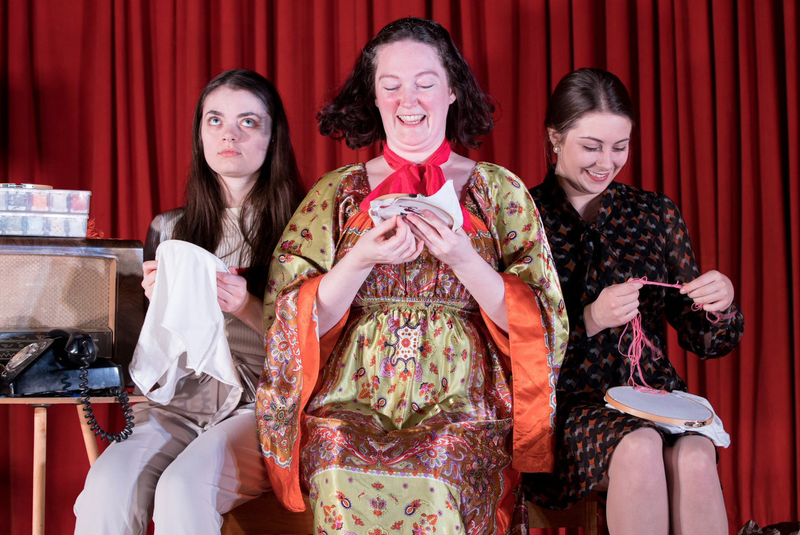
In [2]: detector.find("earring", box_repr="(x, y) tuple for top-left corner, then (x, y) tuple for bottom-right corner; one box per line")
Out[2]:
(553, 146), (560, 154)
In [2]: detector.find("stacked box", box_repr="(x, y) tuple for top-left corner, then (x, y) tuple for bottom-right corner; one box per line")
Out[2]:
(0, 187), (91, 237)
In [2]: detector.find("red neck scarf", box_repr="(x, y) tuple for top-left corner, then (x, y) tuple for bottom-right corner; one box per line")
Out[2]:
(360, 139), (473, 231)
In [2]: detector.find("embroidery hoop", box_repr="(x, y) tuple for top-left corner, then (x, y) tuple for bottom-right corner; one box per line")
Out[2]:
(605, 386), (714, 428)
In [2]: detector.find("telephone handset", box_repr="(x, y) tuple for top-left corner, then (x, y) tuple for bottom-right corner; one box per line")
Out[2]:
(0, 328), (135, 442)
(50, 328), (98, 367)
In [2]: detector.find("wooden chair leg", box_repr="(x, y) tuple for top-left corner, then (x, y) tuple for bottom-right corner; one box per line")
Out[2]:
(585, 493), (599, 535)
(528, 492), (600, 534)
(76, 404), (100, 465)
(32, 406), (47, 535)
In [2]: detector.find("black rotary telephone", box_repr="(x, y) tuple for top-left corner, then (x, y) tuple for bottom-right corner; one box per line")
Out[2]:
(0, 328), (134, 442)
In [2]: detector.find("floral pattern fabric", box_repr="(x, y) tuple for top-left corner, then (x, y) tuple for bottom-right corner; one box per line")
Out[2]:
(256, 163), (567, 534)
(524, 172), (745, 508)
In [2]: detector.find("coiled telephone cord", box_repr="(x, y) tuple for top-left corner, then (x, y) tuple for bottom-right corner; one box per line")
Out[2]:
(76, 366), (135, 443)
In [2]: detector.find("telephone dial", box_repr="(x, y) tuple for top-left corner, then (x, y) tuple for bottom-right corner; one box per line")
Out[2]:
(0, 328), (134, 442)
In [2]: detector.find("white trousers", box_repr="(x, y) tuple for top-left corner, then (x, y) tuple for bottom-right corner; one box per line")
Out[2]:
(73, 402), (270, 535)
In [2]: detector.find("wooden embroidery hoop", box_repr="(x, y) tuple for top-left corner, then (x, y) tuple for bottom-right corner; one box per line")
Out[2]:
(605, 386), (714, 428)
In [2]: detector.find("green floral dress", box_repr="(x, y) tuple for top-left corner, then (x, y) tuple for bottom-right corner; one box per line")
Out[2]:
(257, 163), (567, 535)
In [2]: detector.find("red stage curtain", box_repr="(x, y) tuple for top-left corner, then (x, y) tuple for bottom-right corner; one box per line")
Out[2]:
(0, 1), (797, 533)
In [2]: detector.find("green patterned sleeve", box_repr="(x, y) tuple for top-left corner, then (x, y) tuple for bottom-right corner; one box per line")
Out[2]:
(256, 165), (361, 511)
(473, 163), (569, 370)
(261, 167), (357, 332)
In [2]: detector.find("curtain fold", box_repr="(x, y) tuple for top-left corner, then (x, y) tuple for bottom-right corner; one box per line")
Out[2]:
(1, 1), (797, 533)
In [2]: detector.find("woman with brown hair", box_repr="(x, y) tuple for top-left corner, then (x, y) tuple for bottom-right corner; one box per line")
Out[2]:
(526, 68), (744, 535)
(256, 17), (567, 535)
(74, 68), (304, 535)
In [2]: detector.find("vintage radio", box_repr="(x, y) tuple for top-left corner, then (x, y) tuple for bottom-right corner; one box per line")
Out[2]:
(0, 237), (145, 384)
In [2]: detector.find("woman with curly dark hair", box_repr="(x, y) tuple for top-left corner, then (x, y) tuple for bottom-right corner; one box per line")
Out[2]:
(75, 69), (304, 535)
(317, 18), (494, 150)
(256, 17), (567, 534)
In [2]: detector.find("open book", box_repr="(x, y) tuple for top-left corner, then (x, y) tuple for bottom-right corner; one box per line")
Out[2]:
(367, 180), (463, 231)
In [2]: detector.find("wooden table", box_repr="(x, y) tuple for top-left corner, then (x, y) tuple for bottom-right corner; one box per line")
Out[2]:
(0, 395), (147, 535)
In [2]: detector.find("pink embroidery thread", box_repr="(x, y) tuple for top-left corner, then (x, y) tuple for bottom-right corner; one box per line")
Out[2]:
(619, 277), (736, 389)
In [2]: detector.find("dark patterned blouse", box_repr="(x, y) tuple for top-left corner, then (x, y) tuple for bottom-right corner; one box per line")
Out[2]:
(523, 171), (745, 508)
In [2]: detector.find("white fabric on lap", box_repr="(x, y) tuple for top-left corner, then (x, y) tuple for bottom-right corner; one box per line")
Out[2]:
(130, 240), (243, 426)
(652, 391), (731, 447)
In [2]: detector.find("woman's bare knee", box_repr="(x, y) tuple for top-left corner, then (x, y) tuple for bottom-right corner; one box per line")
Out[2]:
(608, 428), (665, 476)
(665, 435), (718, 480)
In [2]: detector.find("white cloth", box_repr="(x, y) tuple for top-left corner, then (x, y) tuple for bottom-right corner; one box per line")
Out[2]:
(607, 390), (731, 448)
(130, 239), (243, 426)
(74, 403), (271, 535)
(368, 179), (464, 230)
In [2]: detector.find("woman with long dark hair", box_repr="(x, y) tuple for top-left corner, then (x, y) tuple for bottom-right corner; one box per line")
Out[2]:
(74, 69), (304, 535)
(255, 18), (567, 534)
(525, 68), (744, 535)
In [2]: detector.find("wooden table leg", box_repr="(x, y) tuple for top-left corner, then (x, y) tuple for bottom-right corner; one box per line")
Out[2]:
(32, 406), (47, 535)
(76, 404), (100, 465)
